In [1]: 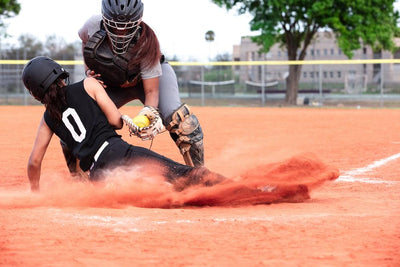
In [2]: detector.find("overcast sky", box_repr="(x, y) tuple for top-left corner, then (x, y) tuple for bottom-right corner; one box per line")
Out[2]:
(4, 0), (400, 61)
(3, 0), (255, 61)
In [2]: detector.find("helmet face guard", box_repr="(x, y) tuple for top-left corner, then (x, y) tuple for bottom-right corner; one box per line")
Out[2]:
(102, 15), (142, 54)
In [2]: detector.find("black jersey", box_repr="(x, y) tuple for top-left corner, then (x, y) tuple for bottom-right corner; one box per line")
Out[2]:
(44, 80), (120, 171)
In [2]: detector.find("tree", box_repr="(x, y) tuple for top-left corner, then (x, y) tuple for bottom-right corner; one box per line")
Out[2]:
(3, 34), (78, 60)
(0, 0), (21, 36)
(3, 34), (43, 59)
(205, 30), (215, 42)
(211, 0), (400, 104)
(205, 30), (216, 61)
(44, 35), (76, 60)
(214, 52), (231, 62)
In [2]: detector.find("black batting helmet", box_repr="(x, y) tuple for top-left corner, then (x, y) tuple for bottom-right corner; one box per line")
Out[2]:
(22, 56), (69, 101)
(102, 0), (144, 54)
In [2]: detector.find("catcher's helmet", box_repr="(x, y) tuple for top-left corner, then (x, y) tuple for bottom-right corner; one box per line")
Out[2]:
(102, 0), (143, 54)
(22, 56), (69, 101)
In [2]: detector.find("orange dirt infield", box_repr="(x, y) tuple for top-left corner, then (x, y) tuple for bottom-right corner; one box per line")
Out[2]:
(0, 105), (399, 266)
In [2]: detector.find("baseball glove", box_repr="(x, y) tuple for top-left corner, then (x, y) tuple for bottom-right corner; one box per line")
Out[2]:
(122, 114), (139, 136)
(122, 106), (165, 140)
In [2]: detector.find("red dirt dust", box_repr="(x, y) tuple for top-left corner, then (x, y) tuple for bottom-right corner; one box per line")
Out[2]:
(0, 106), (399, 266)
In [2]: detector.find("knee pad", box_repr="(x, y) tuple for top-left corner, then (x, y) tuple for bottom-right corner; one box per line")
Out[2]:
(167, 104), (204, 167)
(167, 104), (203, 143)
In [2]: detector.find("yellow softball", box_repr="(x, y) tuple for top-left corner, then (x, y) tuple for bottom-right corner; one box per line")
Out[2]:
(133, 115), (150, 128)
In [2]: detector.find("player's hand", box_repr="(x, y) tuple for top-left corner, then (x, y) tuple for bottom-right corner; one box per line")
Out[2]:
(86, 70), (107, 88)
(30, 182), (40, 192)
(136, 106), (165, 140)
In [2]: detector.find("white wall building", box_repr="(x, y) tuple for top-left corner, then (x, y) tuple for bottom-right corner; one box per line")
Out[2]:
(233, 31), (400, 91)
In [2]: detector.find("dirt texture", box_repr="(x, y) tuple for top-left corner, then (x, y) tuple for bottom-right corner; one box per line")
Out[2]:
(0, 106), (399, 266)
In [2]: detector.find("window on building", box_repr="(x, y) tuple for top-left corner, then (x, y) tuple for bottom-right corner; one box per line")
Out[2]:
(324, 49), (328, 55)
(310, 72), (314, 78)
(337, 71), (341, 78)
(323, 71), (327, 78)
(303, 72), (307, 78)
(330, 48), (334, 55)
(330, 71), (334, 78)
(310, 49), (314, 56)
(338, 49), (342, 55)
(349, 70), (356, 77)
(316, 49), (320, 56)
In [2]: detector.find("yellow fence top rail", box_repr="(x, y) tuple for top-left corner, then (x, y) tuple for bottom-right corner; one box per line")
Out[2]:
(2, 59), (400, 66)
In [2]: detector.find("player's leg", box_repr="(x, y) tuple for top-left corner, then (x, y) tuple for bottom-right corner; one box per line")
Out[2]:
(60, 140), (89, 180)
(90, 138), (224, 190)
(60, 140), (77, 173)
(158, 63), (205, 167)
(104, 85), (143, 108)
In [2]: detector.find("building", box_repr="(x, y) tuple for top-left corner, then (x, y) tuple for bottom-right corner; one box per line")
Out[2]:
(233, 31), (400, 92)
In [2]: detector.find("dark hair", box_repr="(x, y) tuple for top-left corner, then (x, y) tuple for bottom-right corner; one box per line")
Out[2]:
(41, 78), (67, 121)
(129, 22), (161, 70)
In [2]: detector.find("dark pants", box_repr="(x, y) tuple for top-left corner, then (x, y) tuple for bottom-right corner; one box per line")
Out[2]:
(89, 137), (223, 190)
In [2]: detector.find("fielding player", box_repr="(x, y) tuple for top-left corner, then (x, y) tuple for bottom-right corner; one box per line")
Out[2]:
(56, 0), (204, 178)
(22, 56), (223, 192)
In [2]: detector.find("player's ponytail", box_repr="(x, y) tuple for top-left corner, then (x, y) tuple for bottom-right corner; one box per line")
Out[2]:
(127, 22), (161, 71)
(41, 79), (67, 122)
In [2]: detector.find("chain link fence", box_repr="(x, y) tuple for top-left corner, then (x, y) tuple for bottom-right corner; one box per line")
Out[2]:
(1, 60), (400, 107)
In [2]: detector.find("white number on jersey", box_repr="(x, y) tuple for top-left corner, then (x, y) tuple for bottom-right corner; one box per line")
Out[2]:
(62, 108), (87, 142)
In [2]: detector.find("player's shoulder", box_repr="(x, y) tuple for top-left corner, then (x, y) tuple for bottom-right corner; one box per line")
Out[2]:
(79, 14), (102, 39)
(85, 14), (102, 24)
(83, 77), (104, 93)
(83, 77), (99, 89)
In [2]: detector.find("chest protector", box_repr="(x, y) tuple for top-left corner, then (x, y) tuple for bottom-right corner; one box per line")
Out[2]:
(83, 30), (141, 87)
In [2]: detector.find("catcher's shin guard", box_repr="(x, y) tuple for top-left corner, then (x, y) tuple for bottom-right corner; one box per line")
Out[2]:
(167, 104), (204, 167)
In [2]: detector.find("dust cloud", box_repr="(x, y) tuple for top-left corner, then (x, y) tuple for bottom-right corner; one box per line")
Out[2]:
(0, 153), (339, 209)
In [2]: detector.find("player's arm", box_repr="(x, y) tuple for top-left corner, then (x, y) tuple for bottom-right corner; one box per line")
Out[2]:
(84, 77), (123, 129)
(142, 77), (159, 108)
(122, 62), (163, 139)
(129, 77), (163, 140)
(27, 117), (54, 192)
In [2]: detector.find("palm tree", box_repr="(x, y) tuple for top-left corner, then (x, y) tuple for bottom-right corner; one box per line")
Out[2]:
(205, 30), (215, 42)
(205, 30), (215, 61)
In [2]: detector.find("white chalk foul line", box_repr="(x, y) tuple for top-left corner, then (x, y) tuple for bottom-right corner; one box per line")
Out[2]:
(337, 152), (400, 184)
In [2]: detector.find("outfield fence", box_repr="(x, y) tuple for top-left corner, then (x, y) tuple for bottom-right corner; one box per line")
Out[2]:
(1, 59), (400, 107)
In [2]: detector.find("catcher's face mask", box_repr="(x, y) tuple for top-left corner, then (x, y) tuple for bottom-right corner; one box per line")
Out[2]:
(103, 15), (141, 54)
